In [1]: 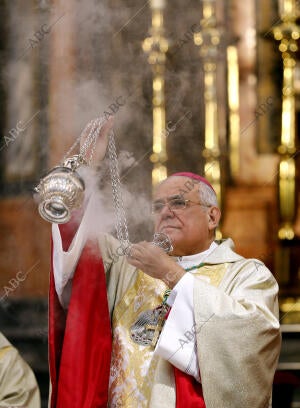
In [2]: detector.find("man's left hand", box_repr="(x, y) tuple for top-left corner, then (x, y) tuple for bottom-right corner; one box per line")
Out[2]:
(126, 241), (185, 288)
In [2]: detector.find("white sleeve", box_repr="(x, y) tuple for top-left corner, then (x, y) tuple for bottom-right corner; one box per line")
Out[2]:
(51, 167), (110, 308)
(154, 272), (201, 381)
(52, 216), (88, 308)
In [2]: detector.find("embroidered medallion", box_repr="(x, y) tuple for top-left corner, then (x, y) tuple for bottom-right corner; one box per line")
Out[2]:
(130, 303), (170, 347)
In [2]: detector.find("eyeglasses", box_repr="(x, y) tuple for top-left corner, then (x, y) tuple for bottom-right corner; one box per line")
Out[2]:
(151, 196), (207, 215)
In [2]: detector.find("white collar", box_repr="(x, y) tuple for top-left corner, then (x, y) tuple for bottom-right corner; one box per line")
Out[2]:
(175, 241), (218, 269)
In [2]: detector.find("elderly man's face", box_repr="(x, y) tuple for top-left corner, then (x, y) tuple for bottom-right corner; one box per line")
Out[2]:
(153, 176), (220, 256)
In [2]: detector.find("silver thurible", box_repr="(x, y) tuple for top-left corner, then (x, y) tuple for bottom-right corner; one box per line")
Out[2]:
(34, 155), (85, 224)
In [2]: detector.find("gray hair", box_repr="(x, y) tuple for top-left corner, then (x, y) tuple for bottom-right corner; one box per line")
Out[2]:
(198, 181), (218, 207)
(198, 181), (220, 235)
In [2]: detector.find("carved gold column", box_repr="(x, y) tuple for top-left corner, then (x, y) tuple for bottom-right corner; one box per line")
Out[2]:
(143, 0), (168, 187)
(227, 45), (240, 180)
(273, 0), (300, 239)
(194, 0), (223, 238)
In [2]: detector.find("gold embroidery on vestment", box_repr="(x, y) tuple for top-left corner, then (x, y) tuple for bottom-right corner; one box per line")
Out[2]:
(193, 263), (229, 287)
(109, 270), (167, 407)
